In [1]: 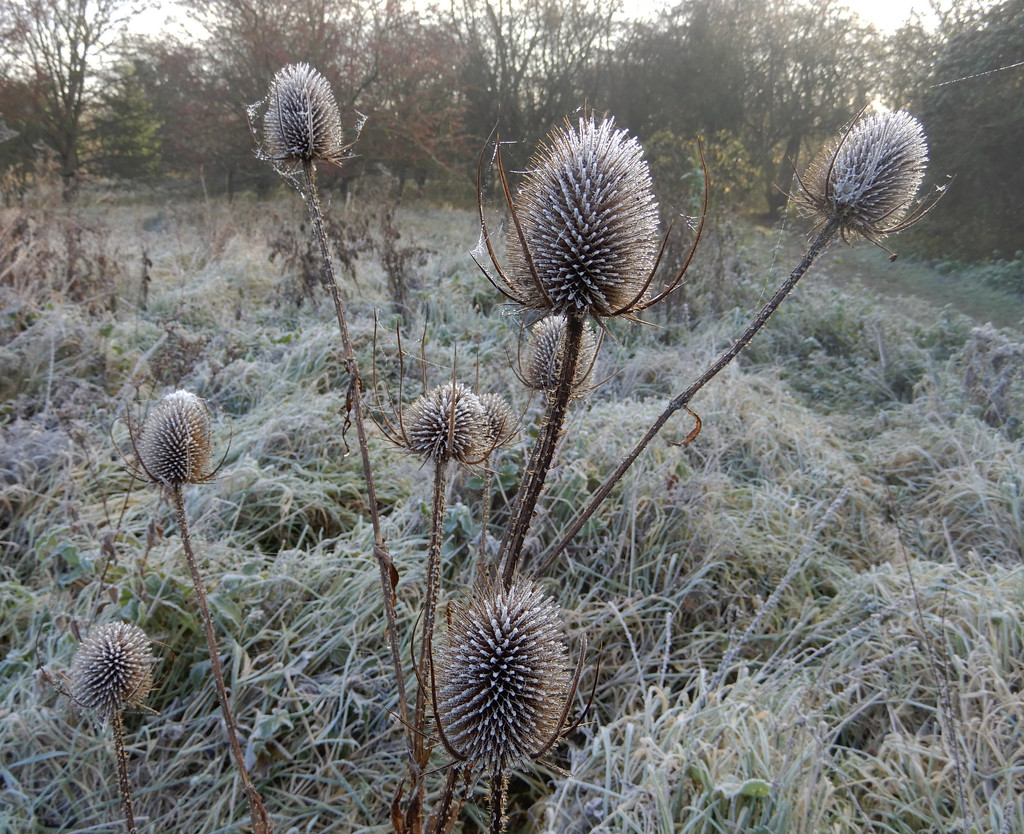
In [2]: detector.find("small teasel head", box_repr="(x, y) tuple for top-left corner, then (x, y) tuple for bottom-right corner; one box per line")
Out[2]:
(795, 109), (932, 250)
(252, 62), (349, 173)
(476, 113), (705, 320)
(478, 392), (515, 450)
(134, 389), (215, 487)
(521, 314), (598, 397)
(70, 622), (155, 724)
(400, 382), (489, 466)
(432, 576), (582, 775)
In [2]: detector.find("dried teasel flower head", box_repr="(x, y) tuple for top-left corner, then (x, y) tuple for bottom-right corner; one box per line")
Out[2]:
(796, 109), (930, 247)
(522, 315), (598, 396)
(503, 116), (661, 317)
(254, 63), (348, 173)
(478, 392), (515, 449)
(434, 576), (577, 774)
(70, 622), (155, 723)
(403, 382), (489, 465)
(135, 390), (214, 487)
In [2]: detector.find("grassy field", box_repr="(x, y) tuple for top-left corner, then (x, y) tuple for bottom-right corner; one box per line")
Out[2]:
(2, 180), (1023, 833)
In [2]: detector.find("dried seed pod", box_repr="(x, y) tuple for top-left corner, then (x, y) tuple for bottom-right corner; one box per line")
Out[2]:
(136, 390), (214, 487)
(435, 577), (571, 773)
(404, 382), (488, 465)
(507, 115), (660, 317)
(258, 63), (347, 172)
(478, 392), (515, 448)
(522, 315), (597, 396)
(796, 109), (929, 243)
(70, 622), (155, 723)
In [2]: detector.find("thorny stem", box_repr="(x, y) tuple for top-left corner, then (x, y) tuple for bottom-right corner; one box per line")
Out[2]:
(425, 765), (466, 834)
(498, 313), (586, 587)
(172, 486), (271, 834)
(477, 465), (494, 570)
(111, 710), (138, 834)
(301, 163), (411, 741)
(536, 218), (841, 576)
(488, 771), (509, 834)
(414, 464), (451, 774)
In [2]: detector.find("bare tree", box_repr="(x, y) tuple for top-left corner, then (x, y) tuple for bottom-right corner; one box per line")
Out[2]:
(1, 0), (137, 201)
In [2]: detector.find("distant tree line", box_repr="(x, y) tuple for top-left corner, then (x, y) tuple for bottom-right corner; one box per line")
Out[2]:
(1, 0), (1020, 258)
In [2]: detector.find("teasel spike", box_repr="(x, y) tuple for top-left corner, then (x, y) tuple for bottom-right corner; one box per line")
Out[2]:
(793, 107), (939, 260)
(430, 577), (583, 765)
(504, 115), (665, 318)
(251, 62), (353, 174)
(128, 390), (221, 488)
(69, 621), (156, 834)
(519, 314), (599, 398)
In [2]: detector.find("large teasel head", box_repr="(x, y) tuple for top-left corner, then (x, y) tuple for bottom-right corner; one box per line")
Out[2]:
(70, 622), (156, 724)
(251, 63), (350, 173)
(431, 576), (585, 776)
(795, 109), (934, 253)
(132, 390), (215, 487)
(521, 314), (598, 397)
(476, 114), (706, 320)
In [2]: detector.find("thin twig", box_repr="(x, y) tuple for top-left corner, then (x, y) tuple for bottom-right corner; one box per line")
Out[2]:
(172, 486), (271, 834)
(535, 217), (841, 576)
(301, 162), (411, 741)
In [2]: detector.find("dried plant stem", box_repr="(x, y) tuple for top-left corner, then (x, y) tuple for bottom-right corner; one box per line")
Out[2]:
(537, 218), (841, 575)
(110, 710), (138, 834)
(301, 162), (410, 739)
(171, 486), (271, 834)
(425, 766), (466, 834)
(414, 463), (451, 772)
(488, 771), (508, 834)
(499, 312), (586, 586)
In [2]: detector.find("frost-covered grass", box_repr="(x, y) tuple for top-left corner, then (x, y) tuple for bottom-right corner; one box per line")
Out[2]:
(2, 187), (1023, 833)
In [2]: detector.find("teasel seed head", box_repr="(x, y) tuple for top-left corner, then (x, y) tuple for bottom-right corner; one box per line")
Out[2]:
(435, 577), (572, 774)
(507, 115), (660, 317)
(404, 382), (489, 465)
(70, 622), (155, 724)
(136, 389), (214, 487)
(522, 315), (597, 396)
(796, 109), (929, 244)
(257, 63), (347, 172)
(478, 392), (515, 449)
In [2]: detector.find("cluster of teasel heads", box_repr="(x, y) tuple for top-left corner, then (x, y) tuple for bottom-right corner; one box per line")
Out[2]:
(57, 60), (935, 834)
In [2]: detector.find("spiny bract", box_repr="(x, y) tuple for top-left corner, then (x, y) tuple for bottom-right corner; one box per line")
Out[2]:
(508, 115), (660, 317)
(259, 63), (346, 171)
(70, 622), (155, 723)
(798, 109), (928, 242)
(435, 577), (571, 773)
(404, 382), (488, 465)
(137, 389), (213, 486)
(522, 314), (597, 396)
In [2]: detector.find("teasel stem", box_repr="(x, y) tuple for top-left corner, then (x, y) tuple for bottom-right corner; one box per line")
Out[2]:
(498, 312), (585, 587)
(536, 218), (841, 575)
(300, 161), (410, 740)
(425, 765), (466, 834)
(171, 485), (271, 834)
(110, 710), (138, 834)
(477, 464), (494, 567)
(488, 771), (509, 834)
(414, 462), (451, 772)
